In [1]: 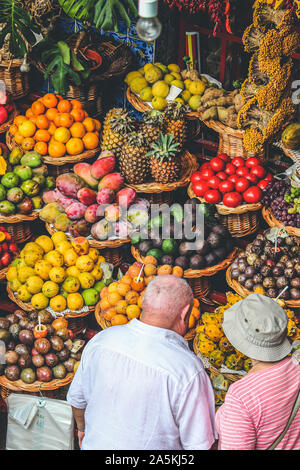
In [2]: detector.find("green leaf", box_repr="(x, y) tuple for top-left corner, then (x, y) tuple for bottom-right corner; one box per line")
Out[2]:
(58, 41), (71, 65)
(71, 50), (84, 71)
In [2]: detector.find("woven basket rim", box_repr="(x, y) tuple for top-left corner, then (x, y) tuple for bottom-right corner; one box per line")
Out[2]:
(192, 334), (241, 383)
(7, 283), (95, 317)
(262, 206), (300, 238)
(226, 265), (300, 308)
(131, 245), (238, 278)
(45, 223), (131, 248)
(0, 211), (39, 223)
(6, 132), (100, 165)
(125, 151), (198, 193)
(0, 372), (74, 392)
(188, 184), (262, 214)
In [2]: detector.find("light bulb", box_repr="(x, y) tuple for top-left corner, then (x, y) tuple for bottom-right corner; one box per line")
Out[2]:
(136, 0), (162, 42)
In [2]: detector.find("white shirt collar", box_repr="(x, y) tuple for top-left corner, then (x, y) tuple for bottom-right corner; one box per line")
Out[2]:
(127, 318), (189, 349)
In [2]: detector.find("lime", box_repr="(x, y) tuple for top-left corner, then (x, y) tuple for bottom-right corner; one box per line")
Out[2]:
(162, 238), (178, 255)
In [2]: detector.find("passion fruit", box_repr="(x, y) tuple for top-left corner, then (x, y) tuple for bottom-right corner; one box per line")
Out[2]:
(19, 329), (34, 345)
(36, 366), (52, 382)
(14, 310), (27, 320)
(38, 310), (53, 324)
(9, 323), (21, 340)
(57, 348), (70, 362)
(56, 327), (70, 342)
(5, 365), (20, 381)
(0, 318), (9, 329)
(18, 354), (32, 369)
(15, 343), (29, 356)
(6, 314), (18, 325)
(20, 368), (36, 384)
(32, 354), (45, 368)
(0, 328), (11, 343)
(52, 363), (67, 379)
(34, 337), (51, 355)
(63, 357), (76, 372)
(50, 336), (64, 352)
(19, 318), (29, 330)
(5, 350), (19, 365)
(45, 352), (58, 368)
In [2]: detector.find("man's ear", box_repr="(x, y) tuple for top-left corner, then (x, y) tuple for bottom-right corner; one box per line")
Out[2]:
(181, 303), (192, 325)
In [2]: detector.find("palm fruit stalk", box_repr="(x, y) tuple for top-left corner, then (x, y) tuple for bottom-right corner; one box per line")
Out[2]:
(101, 108), (136, 158)
(162, 102), (187, 153)
(119, 132), (150, 184)
(146, 134), (181, 184)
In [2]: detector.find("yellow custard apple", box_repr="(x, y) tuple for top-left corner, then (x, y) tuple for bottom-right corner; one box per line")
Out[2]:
(208, 349), (226, 368)
(225, 354), (244, 371)
(243, 358), (253, 372)
(204, 323), (224, 342)
(197, 338), (217, 357)
(219, 336), (234, 354)
(202, 312), (219, 324)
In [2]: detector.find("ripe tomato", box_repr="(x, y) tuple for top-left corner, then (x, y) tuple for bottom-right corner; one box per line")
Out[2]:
(191, 171), (203, 184)
(250, 165), (266, 179)
(245, 157), (261, 168)
(200, 162), (211, 171)
(231, 157), (245, 168)
(204, 189), (222, 204)
(223, 192), (243, 208)
(200, 168), (215, 181)
(258, 179), (270, 190)
(9, 242), (18, 253)
(210, 157), (225, 172)
(236, 166), (249, 177)
(1, 252), (10, 266)
(225, 163), (236, 175)
(246, 174), (258, 185)
(228, 174), (239, 184)
(219, 180), (235, 193)
(193, 181), (210, 197)
(265, 172), (274, 182)
(218, 153), (231, 163)
(243, 186), (263, 203)
(208, 176), (221, 189)
(216, 171), (227, 181)
(235, 177), (250, 193)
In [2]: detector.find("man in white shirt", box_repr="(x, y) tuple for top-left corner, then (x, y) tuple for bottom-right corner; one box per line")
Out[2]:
(67, 274), (217, 450)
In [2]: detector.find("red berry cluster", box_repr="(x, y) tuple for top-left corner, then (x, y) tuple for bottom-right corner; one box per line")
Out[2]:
(0, 227), (19, 267)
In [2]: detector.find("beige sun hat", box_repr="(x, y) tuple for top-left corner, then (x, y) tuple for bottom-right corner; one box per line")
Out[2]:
(222, 293), (292, 362)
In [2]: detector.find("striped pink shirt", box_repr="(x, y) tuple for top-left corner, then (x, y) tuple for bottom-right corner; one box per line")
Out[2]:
(215, 356), (300, 450)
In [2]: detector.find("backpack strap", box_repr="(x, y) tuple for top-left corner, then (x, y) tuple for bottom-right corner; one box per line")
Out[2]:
(267, 389), (300, 450)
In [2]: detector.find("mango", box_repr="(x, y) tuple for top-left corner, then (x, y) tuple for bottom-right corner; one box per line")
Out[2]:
(17, 266), (35, 284)
(77, 188), (97, 206)
(97, 172), (124, 192)
(56, 240), (72, 255)
(20, 151), (42, 168)
(25, 275), (44, 294)
(62, 276), (80, 293)
(49, 267), (66, 284)
(51, 231), (68, 247)
(49, 295), (66, 312)
(66, 266), (81, 278)
(42, 281), (59, 298)
(45, 250), (64, 267)
(35, 235), (54, 253)
(6, 266), (17, 282)
(82, 288), (99, 306)
(64, 248), (78, 267)
(78, 272), (95, 289)
(66, 201), (87, 221)
(34, 260), (53, 280)
(71, 237), (89, 255)
(56, 172), (85, 198)
(67, 293), (84, 311)
(54, 213), (72, 232)
(73, 163), (98, 189)
(90, 266), (103, 281)
(17, 285), (32, 302)
(10, 278), (22, 292)
(76, 255), (94, 272)
(91, 154), (115, 180)
(39, 202), (63, 224)
(87, 248), (99, 262)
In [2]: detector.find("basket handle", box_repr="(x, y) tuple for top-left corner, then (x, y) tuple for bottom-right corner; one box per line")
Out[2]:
(74, 31), (86, 54)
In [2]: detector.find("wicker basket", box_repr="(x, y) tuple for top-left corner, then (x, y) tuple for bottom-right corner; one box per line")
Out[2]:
(0, 212), (39, 244)
(262, 206), (300, 238)
(226, 266), (300, 309)
(188, 184), (262, 238)
(0, 58), (29, 100)
(273, 141), (300, 166)
(125, 150), (198, 194)
(202, 119), (267, 161)
(0, 373), (73, 400)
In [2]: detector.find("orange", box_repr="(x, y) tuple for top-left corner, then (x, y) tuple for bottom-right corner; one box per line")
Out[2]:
(100, 297), (110, 311)
(36, 114), (50, 130)
(21, 137), (35, 151)
(104, 307), (117, 321)
(25, 108), (35, 120)
(66, 137), (84, 155)
(144, 264), (157, 277)
(14, 132), (24, 145)
(126, 304), (141, 319)
(34, 141), (48, 155)
(107, 292), (122, 306)
(32, 100), (46, 116)
(94, 119), (101, 131)
(120, 274), (132, 286)
(54, 113), (62, 127)
(128, 263), (142, 279)
(42, 93), (58, 109)
(70, 122), (86, 138)
(9, 124), (18, 136)
(35, 129), (51, 143)
(138, 296), (143, 309)
(157, 265), (172, 275)
(172, 266), (183, 278)
(46, 107), (59, 121)
(125, 290), (139, 305)
(18, 120), (36, 137)
(70, 99), (82, 109)
(82, 132), (99, 150)
(111, 314), (128, 326)
(115, 300), (128, 314)
(191, 307), (201, 320)
(100, 286), (109, 299)
(57, 99), (72, 113)
(48, 122), (57, 136)
(70, 108), (85, 122)
(48, 140), (66, 158)
(54, 127), (71, 144)
(116, 282), (131, 296)
(14, 115), (27, 127)
(144, 256), (158, 266)
(56, 94), (64, 101)
(59, 113), (74, 128)
(107, 282), (119, 293)
(131, 277), (145, 292)
(83, 117), (96, 132)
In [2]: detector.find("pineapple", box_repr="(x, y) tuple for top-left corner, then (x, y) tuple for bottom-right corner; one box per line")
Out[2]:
(147, 134), (181, 184)
(139, 110), (164, 145)
(163, 102), (188, 152)
(119, 132), (150, 184)
(101, 108), (136, 158)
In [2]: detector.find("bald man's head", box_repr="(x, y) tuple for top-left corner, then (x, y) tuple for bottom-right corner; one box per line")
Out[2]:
(141, 275), (194, 335)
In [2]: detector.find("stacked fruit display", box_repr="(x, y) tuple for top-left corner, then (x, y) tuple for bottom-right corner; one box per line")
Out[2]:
(131, 199), (234, 270)
(195, 291), (300, 371)
(262, 178), (300, 228)
(0, 148), (54, 216)
(190, 154), (272, 207)
(125, 62), (208, 111)
(8, 94), (100, 156)
(6, 233), (113, 313)
(0, 226), (19, 269)
(40, 150), (150, 240)
(98, 259), (201, 329)
(229, 230), (300, 301)
(0, 310), (84, 384)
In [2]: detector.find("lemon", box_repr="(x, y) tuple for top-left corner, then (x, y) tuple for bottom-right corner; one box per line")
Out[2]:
(67, 293), (84, 311)
(168, 64), (180, 73)
(45, 250), (64, 267)
(171, 79), (184, 89)
(64, 248), (78, 267)
(181, 90), (191, 102)
(18, 120), (36, 138)
(87, 248), (99, 263)
(138, 67), (145, 76)
(34, 260), (52, 281)
(17, 266), (35, 284)
(42, 280), (60, 298)
(56, 240), (72, 255)
(31, 292), (49, 310)
(49, 295), (67, 312)
(152, 80), (169, 98)
(188, 95), (202, 111)
(90, 266), (103, 281)
(139, 87), (153, 102)
(130, 77), (148, 94)
(171, 72), (182, 81)
(164, 74), (174, 85)
(152, 96), (168, 111)
(76, 255), (94, 272)
(189, 81), (206, 95)
(10, 278), (22, 292)
(125, 71), (143, 84)
(144, 65), (163, 84)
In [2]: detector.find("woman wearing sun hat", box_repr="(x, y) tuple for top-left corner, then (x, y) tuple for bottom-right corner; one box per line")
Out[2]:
(215, 293), (300, 450)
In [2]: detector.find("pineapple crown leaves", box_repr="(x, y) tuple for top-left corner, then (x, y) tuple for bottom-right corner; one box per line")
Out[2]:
(127, 131), (149, 148)
(163, 101), (187, 120)
(146, 133), (180, 161)
(142, 109), (164, 127)
(110, 110), (136, 135)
